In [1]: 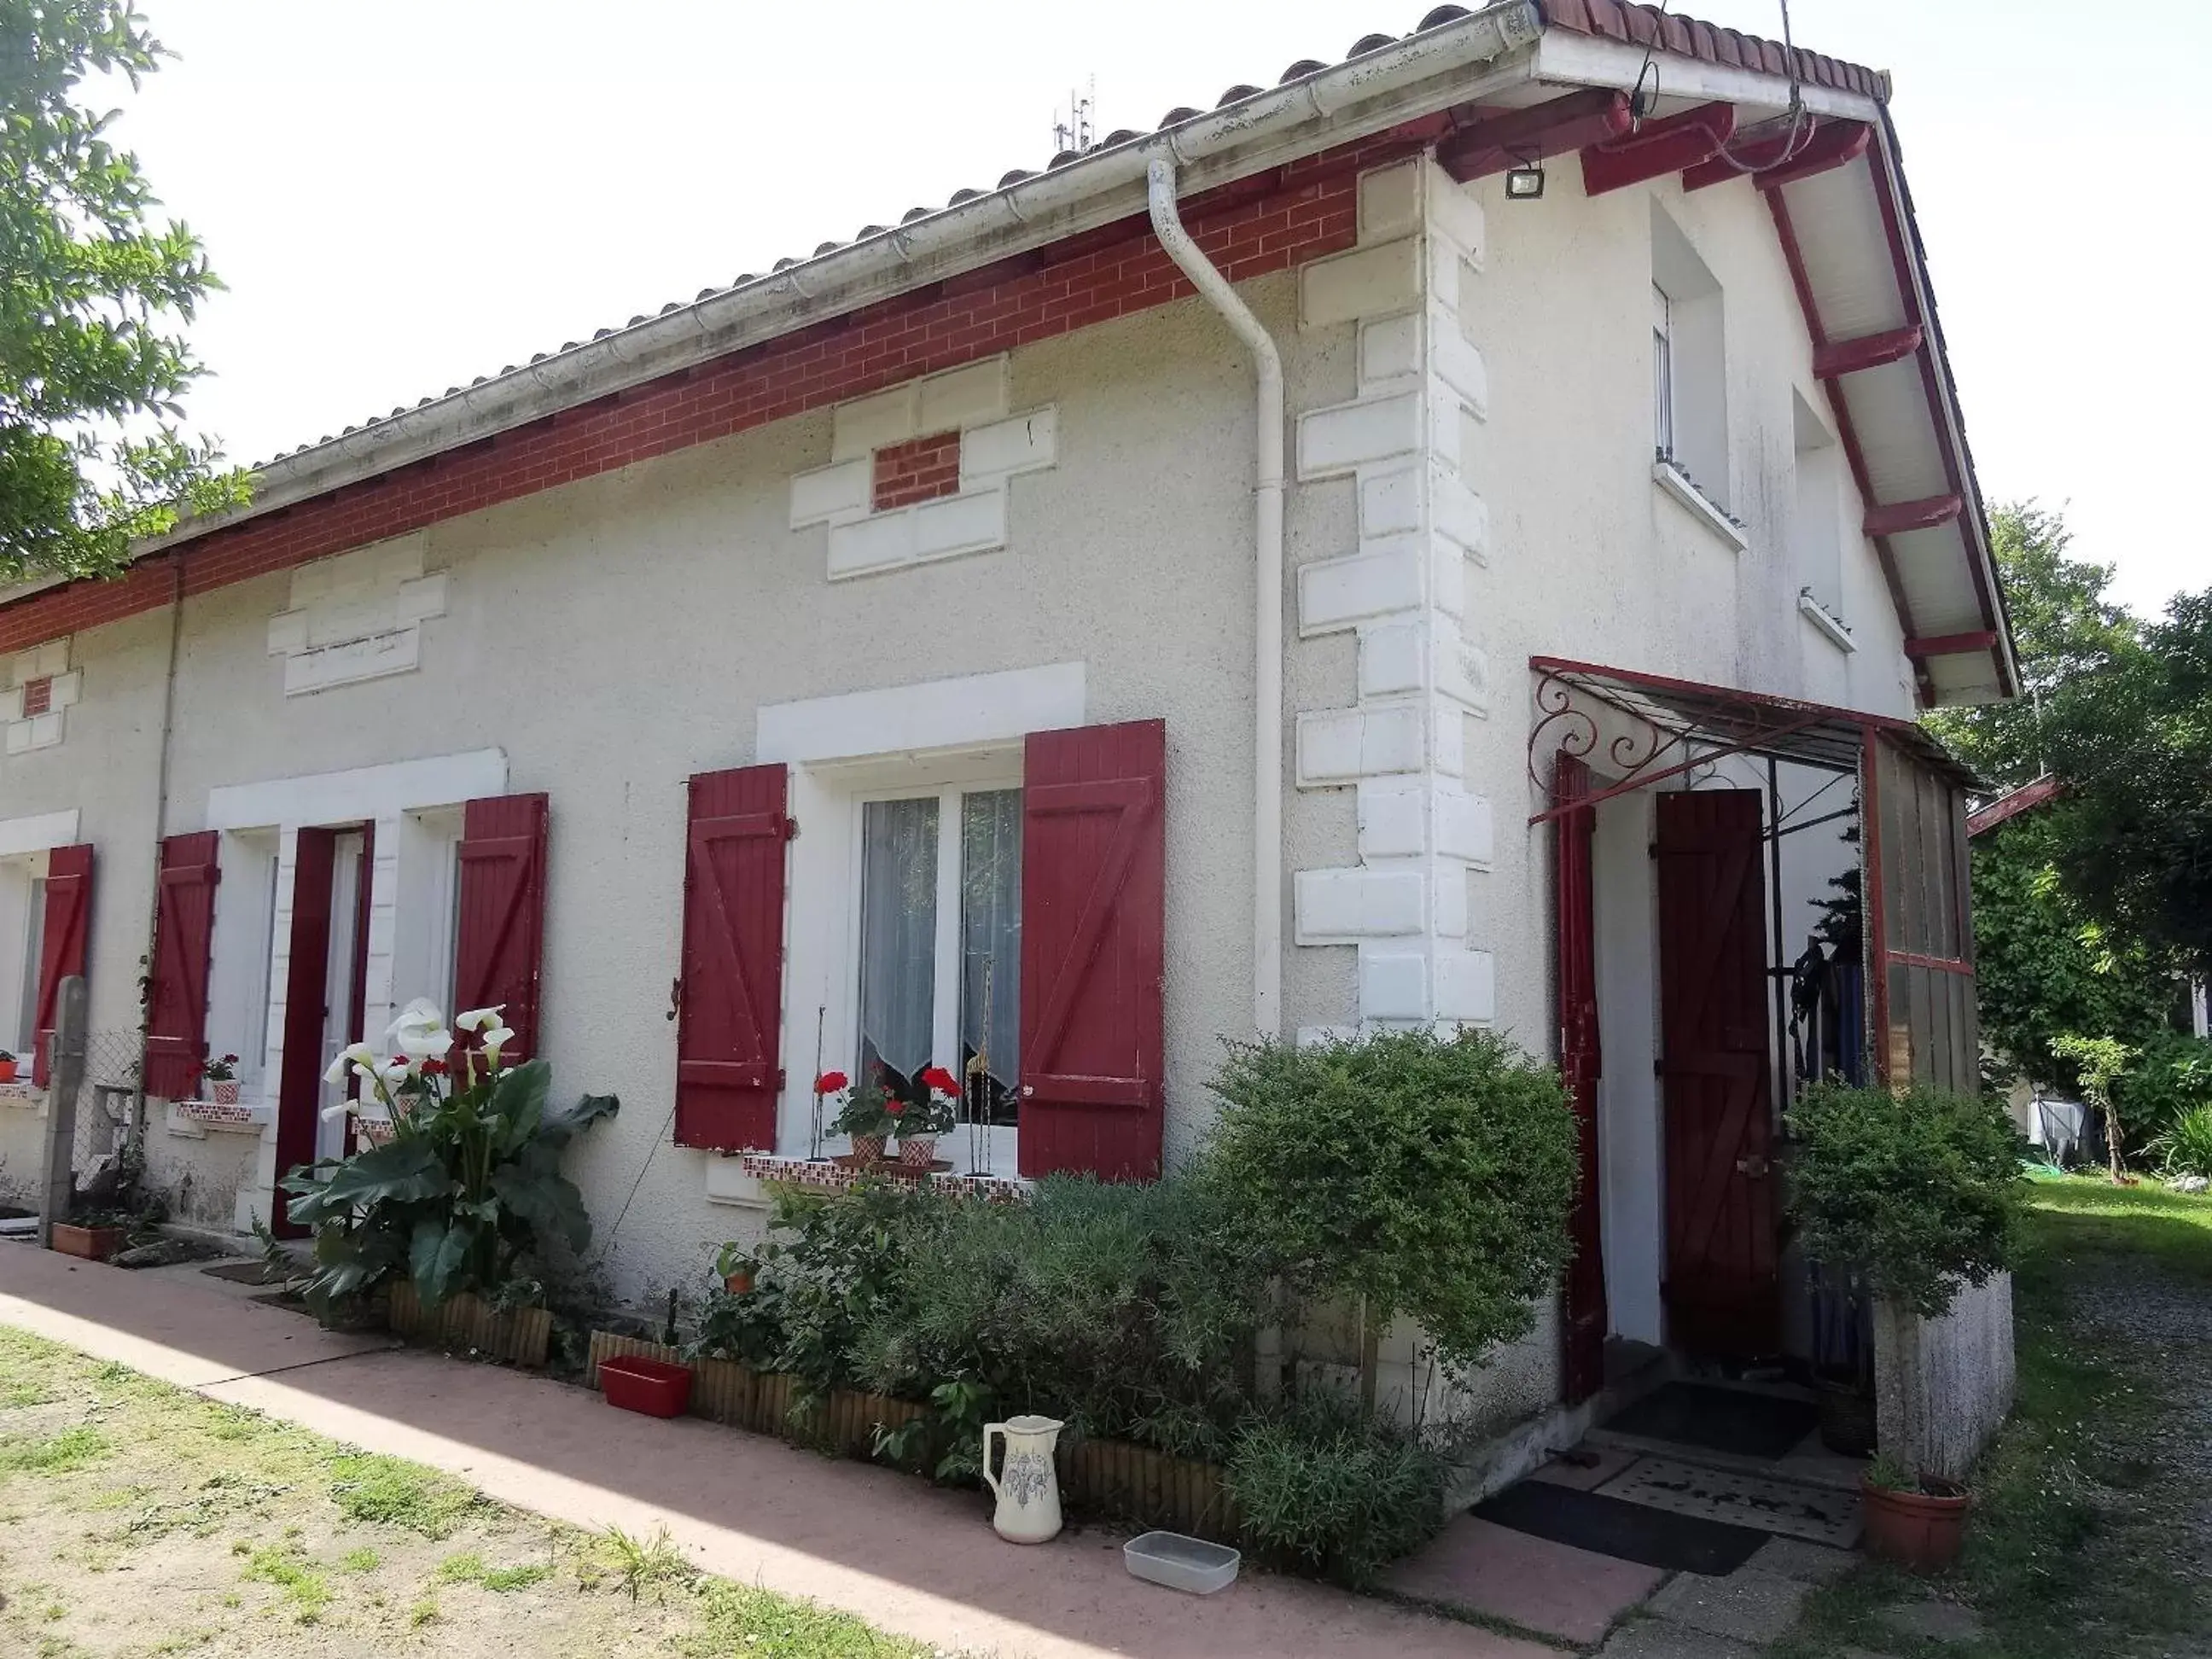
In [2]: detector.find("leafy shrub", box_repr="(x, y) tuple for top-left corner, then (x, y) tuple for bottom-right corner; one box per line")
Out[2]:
(1785, 1082), (2025, 1317)
(2119, 1032), (2212, 1149)
(1225, 1388), (1446, 1586)
(281, 1055), (618, 1315)
(1197, 1027), (1577, 1370)
(2147, 1104), (2212, 1179)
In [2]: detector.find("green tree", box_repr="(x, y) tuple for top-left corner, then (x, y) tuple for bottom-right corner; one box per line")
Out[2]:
(1, 0), (246, 582)
(2036, 588), (2212, 975)
(1924, 502), (2139, 789)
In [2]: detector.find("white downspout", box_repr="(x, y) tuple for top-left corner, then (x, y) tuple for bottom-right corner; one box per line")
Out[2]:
(1146, 155), (1284, 1043)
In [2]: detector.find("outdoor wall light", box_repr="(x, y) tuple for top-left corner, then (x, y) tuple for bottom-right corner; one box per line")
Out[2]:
(1505, 164), (1546, 200)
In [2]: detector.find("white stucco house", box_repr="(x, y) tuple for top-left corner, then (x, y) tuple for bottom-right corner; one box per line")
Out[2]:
(0, 2), (2017, 1461)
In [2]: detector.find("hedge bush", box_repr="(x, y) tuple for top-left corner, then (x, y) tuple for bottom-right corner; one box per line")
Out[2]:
(1784, 1081), (2025, 1317)
(1198, 1027), (1578, 1370)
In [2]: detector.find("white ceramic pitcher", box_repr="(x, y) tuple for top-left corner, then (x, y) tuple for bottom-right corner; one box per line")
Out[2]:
(981, 1414), (1063, 1543)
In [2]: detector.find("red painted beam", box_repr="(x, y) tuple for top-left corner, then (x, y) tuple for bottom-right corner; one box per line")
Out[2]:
(1681, 117), (1823, 191)
(1903, 630), (1999, 659)
(1813, 324), (1924, 379)
(1436, 89), (1633, 183)
(1753, 119), (1871, 189)
(1580, 102), (1738, 197)
(1865, 494), (1964, 537)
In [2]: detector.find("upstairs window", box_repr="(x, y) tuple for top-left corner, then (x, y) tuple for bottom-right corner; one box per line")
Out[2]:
(1792, 392), (1848, 616)
(1650, 204), (1729, 510)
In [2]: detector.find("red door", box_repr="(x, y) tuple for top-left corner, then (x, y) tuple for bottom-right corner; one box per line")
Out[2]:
(272, 829), (338, 1237)
(1555, 754), (1607, 1404)
(1654, 789), (1778, 1358)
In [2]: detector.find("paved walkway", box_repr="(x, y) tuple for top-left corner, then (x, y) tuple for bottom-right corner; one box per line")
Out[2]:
(0, 1246), (1561, 1659)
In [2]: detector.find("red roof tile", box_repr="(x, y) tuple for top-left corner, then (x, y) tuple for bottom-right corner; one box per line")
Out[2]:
(1540, 0), (1889, 101)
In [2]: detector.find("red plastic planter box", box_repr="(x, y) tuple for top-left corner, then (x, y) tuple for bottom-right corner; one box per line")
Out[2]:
(599, 1354), (695, 1418)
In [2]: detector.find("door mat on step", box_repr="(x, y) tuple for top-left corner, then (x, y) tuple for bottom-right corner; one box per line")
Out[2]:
(1598, 1456), (1861, 1548)
(201, 1260), (288, 1285)
(1603, 1381), (1819, 1459)
(1472, 1481), (1770, 1575)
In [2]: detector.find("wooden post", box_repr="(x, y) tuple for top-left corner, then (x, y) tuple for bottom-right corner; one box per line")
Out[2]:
(37, 976), (88, 1249)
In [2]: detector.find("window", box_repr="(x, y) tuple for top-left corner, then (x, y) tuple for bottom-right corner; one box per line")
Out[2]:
(1792, 391), (1848, 623)
(853, 784), (1022, 1165)
(206, 833), (280, 1099)
(0, 867), (46, 1059)
(1650, 203), (1729, 509)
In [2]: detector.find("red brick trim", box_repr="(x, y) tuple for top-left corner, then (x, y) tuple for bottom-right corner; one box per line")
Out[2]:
(870, 431), (962, 511)
(0, 126), (1432, 657)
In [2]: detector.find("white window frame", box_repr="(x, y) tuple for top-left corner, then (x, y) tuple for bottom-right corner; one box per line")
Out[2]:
(1651, 282), (1675, 463)
(207, 830), (281, 1103)
(0, 853), (49, 1062)
(844, 771), (1024, 1175)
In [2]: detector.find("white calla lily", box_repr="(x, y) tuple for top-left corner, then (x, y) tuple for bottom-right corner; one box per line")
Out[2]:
(454, 1005), (506, 1033)
(480, 1025), (517, 1068)
(386, 998), (453, 1062)
(319, 1100), (354, 1124)
(323, 1042), (376, 1087)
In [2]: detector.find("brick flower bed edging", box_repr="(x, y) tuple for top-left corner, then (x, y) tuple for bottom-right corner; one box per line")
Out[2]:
(387, 1284), (552, 1367)
(738, 1153), (1027, 1203)
(584, 1330), (1241, 1543)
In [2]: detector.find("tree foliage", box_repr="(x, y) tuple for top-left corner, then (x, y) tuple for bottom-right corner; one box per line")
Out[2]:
(1, 0), (247, 581)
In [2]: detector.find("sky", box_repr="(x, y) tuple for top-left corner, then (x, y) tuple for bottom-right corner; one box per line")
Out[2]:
(108, 0), (2209, 617)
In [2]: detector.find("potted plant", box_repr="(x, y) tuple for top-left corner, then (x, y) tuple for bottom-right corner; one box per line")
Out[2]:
(51, 1207), (133, 1261)
(199, 1052), (242, 1105)
(1861, 1451), (1970, 1571)
(0, 1048), (16, 1084)
(894, 1066), (960, 1167)
(1784, 1080), (2023, 1540)
(831, 1068), (898, 1162)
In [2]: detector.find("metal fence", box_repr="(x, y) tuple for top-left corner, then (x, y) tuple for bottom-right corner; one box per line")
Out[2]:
(68, 1030), (147, 1202)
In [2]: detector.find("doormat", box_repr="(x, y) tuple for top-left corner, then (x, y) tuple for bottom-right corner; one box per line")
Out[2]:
(1472, 1481), (1769, 1575)
(1598, 1455), (1861, 1548)
(1604, 1381), (1819, 1459)
(201, 1260), (287, 1285)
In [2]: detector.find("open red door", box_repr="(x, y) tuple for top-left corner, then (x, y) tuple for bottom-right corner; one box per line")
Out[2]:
(1555, 754), (1607, 1404)
(1655, 789), (1779, 1358)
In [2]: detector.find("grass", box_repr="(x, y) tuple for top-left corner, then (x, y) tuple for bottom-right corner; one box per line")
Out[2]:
(0, 1325), (939, 1656)
(1778, 1173), (2212, 1659)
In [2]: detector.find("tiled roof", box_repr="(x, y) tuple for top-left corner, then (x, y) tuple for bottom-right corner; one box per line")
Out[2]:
(1540, 0), (1887, 101)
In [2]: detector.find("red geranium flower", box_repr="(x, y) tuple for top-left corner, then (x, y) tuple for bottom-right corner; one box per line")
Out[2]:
(918, 1065), (961, 1098)
(885, 1099), (906, 1115)
(421, 1058), (450, 1077)
(814, 1069), (849, 1094)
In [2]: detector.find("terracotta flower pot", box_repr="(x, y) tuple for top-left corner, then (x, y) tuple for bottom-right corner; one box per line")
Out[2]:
(50, 1223), (126, 1262)
(210, 1080), (241, 1106)
(848, 1133), (888, 1162)
(724, 1270), (754, 1296)
(0, 1057), (18, 1083)
(897, 1135), (938, 1168)
(1861, 1474), (1970, 1572)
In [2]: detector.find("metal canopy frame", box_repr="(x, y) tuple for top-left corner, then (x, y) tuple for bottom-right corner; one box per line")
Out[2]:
(1526, 656), (1976, 827)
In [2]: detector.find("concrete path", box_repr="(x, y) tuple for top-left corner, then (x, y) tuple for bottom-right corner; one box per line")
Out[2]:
(0, 1246), (1562, 1659)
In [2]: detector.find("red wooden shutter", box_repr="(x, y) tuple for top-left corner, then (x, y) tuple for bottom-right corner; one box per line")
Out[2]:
(673, 765), (789, 1152)
(32, 843), (94, 1088)
(143, 832), (222, 1097)
(1018, 719), (1167, 1181)
(455, 794), (550, 1065)
(1552, 755), (1608, 1406)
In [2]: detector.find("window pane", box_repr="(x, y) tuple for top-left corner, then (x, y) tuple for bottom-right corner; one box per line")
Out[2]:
(858, 795), (939, 1091)
(18, 877), (45, 1054)
(959, 789), (1022, 1126)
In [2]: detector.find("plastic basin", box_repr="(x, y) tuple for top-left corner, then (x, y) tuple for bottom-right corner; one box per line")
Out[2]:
(1123, 1530), (1240, 1595)
(599, 1354), (694, 1418)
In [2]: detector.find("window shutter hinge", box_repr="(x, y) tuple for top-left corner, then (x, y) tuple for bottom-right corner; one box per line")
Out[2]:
(776, 1068), (786, 1091)
(782, 816), (800, 841)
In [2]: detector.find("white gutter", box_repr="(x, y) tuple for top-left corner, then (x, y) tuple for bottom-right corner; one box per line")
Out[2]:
(1146, 156), (1285, 1045)
(73, 1), (1542, 571)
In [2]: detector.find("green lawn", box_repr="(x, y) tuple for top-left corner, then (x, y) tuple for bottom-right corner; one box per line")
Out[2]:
(0, 1326), (933, 1658)
(1778, 1174), (2212, 1659)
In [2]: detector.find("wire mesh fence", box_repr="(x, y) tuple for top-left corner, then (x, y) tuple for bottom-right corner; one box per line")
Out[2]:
(69, 1030), (147, 1202)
